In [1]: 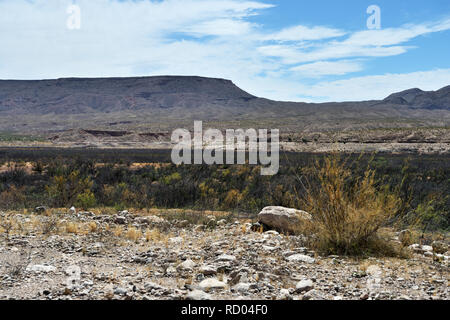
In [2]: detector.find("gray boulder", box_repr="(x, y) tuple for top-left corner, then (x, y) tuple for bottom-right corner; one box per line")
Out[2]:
(258, 206), (311, 234)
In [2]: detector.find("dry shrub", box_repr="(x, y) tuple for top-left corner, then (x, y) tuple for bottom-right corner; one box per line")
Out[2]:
(113, 226), (123, 237)
(41, 215), (59, 235)
(300, 155), (401, 256)
(87, 221), (98, 233)
(126, 227), (142, 242)
(145, 228), (165, 242)
(0, 214), (14, 238)
(66, 222), (79, 234)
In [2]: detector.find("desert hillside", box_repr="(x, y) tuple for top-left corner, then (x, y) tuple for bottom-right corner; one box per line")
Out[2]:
(0, 76), (449, 151)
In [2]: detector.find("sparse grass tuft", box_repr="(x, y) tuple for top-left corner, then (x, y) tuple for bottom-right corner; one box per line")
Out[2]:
(87, 221), (98, 233)
(66, 222), (80, 234)
(126, 227), (142, 243)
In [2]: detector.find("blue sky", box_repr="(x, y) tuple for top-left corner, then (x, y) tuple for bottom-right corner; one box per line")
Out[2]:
(0, 0), (449, 102)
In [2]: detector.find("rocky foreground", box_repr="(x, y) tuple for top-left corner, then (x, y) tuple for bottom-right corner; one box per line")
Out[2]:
(0, 209), (448, 300)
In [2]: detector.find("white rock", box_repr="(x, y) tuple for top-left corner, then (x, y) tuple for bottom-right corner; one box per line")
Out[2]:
(118, 210), (129, 216)
(186, 289), (211, 300)
(69, 206), (76, 214)
(296, 279), (314, 293)
(258, 206), (311, 233)
(286, 254), (315, 264)
(147, 215), (166, 224)
(366, 265), (382, 276)
(262, 245), (277, 252)
(279, 288), (292, 300)
(233, 283), (251, 293)
(216, 254), (236, 262)
(26, 265), (56, 273)
(144, 282), (165, 291)
(199, 265), (217, 276)
(169, 236), (183, 244)
(216, 219), (227, 226)
(199, 278), (227, 290)
(166, 266), (177, 274)
(178, 259), (196, 270)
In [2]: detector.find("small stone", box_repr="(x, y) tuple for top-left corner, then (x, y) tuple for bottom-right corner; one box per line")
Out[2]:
(35, 206), (46, 214)
(199, 278), (227, 291)
(177, 220), (189, 227)
(279, 288), (292, 300)
(233, 283), (251, 293)
(166, 266), (177, 275)
(216, 254), (236, 262)
(26, 265), (56, 273)
(114, 287), (128, 295)
(360, 293), (369, 300)
(169, 237), (183, 244)
(114, 215), (127, 225)
(199, 265), (217, 276)
(78, 211), (95, 217)
(216, 219), (227, 226)
(286, 254), (315, 264)
(186, 289), (211, 300)
(178, 259), (196, 270)
(144, 282), (165, 292)
(295, 279), (314, 293)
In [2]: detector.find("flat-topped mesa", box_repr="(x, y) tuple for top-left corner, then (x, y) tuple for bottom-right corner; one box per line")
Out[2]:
(0, 76), (256, 114)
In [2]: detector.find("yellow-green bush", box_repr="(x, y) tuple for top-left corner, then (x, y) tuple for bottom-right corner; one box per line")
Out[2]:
(301, 155), (401, 255)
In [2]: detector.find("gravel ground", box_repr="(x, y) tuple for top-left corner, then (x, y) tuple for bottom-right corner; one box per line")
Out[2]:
(0, 210), (448, 300)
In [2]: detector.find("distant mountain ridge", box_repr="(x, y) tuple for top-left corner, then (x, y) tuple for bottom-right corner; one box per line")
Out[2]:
(383, 86), (450, 109)
(0, 76), (449, 134)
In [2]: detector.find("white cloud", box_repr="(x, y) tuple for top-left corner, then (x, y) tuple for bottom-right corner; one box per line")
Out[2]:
(291, 60), (364, 77)
(263, 25), (346, 41)
(0, 0), (448, 103)
(298, 69), (450, 102)
(343, 18), (450, 47)
(257, 18), (450, 64)
(183, 19), (254, 36)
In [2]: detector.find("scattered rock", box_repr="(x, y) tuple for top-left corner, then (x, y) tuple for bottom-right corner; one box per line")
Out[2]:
(26, 265), (56, 273)
(199, 278), (227, 291)
(34, 206), (46, 214)
(216, 254), (236, 262)
(178, 259), (196, 271)
(278, 288), (292, 300)
(232, 283), (252, 293)
(199, 265), (217, 276)
(186, 289), (211, 300)
(114, 215), (127, 225)
(216, 219), (227, 227)
(257, 206), (311, 234)
(295, 279), (314, 293)
(286, 254), (315, 264)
